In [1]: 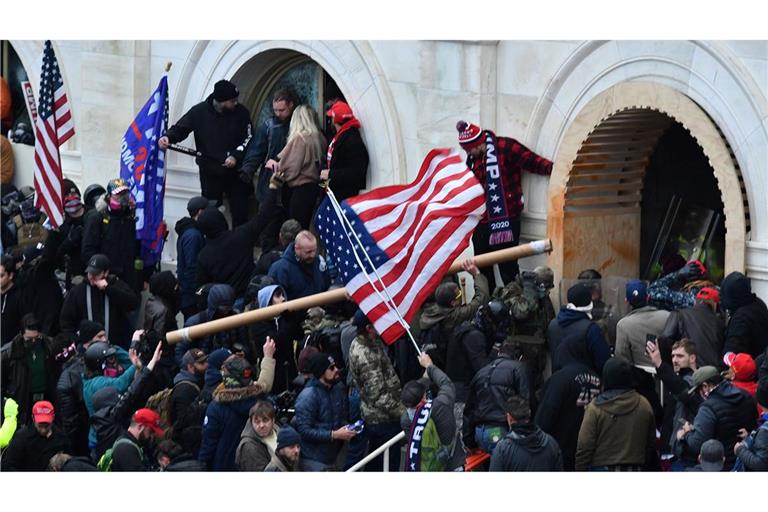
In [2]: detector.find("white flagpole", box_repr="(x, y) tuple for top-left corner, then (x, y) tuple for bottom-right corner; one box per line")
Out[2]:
(323, 186), (422, 354)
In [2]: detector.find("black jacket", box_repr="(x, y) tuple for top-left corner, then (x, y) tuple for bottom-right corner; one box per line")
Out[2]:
(81, 207), (141, 291)
(241, 116), (288, 203)
(534, 361), (601, 471)
(721, 272), (768, 358)
(15, 229), (64, 335)
(1, 423), (71, 471)
(465, 355), (531, 429)
(55, 214), (86, 284)
(59, 276), (139, 350)
(55, 353), (89, 456)
(0, 333), (58, 425)
(175, 217), (204, 312)
(758, 348), (768, 408)
(326, 127), (369, 201)
(680, 380), (757, 469)
(489, 422), (563, 471)
(165, 94), (252, 171)
(90, 366), (154, 461)
(1, 285), (22, 346)
(111, 431), (152, 471)
(196, 188), (275, 297)
(655, 363), (700, 454)
(445, 321), (492, 401)
(662, 303), (725, 368)
(169, 370), (202, 425)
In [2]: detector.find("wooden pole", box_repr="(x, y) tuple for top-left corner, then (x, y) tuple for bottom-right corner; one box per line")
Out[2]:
(165, 238), (553, 344)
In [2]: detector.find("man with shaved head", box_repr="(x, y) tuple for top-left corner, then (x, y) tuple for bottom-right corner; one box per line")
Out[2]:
(268, 230), (330, 300)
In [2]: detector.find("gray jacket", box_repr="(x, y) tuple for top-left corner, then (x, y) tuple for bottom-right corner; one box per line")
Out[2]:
(615, 305), (670, 367)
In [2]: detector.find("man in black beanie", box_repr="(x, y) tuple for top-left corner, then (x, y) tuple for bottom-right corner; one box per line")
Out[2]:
(291, 352), (353, 471)
(159, 79), (253, 226)
(547, 282), (610, 375)
(575, 357), (655, 471)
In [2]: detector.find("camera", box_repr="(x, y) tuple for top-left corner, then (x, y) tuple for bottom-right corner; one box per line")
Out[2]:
(131, 330), (160, 366)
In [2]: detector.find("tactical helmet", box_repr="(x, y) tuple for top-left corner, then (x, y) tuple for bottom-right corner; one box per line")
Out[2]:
(479, 300), (512, 332)
(84, 341), (117, 373)
(533, 266), (555, 291)
(83, 184), (106, 210)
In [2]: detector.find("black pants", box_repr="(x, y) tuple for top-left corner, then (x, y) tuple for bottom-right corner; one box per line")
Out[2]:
(285, 182), (320, 230)
(472, 217), (521, 286)
(199, 167), (251, 227)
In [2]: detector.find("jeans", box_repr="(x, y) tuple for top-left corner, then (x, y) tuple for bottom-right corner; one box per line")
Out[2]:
(474, 425), (507, 454)
(365, 422), (403, 472)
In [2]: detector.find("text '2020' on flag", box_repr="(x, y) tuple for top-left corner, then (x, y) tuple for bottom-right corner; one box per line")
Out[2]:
(316, 148), (486, 344)
(33, 40), (75, 229)
(120, 75), (170, 266)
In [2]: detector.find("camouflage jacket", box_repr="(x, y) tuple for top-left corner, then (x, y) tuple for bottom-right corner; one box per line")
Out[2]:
(348, 335), (405, 424)
(493, 281), (555, 340)
(648, 273), (711, 312)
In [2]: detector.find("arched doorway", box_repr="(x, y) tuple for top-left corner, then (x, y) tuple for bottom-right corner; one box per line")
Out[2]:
(230, 49), (345, 140)
(547, 82), (749, 287)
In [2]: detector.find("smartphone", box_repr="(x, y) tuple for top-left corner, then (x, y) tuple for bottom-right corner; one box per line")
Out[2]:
(645, 333), (657, 344)
(346, 420), (365, 434)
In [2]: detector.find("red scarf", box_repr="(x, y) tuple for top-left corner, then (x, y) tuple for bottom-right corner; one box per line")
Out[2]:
(326, 118), (361, 168)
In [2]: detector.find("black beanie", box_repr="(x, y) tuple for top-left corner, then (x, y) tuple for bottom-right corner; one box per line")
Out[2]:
(567, 282), (593, 308)
(213, 80), (239, 102)
(308, 352), (335, 378)
(78, 320), (104, 344)
(602, 357), (636, 391)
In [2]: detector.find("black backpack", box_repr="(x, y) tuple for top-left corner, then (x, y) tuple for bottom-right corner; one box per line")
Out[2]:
(172, 389), (212, 458)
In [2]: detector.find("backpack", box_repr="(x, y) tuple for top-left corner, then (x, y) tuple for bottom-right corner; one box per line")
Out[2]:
(173, 389), (213, 457)
(417, 416), (461, 472)
(418, 323), (452, 370)
(145, 380), (200, 440)
(96, 437), (143, 472)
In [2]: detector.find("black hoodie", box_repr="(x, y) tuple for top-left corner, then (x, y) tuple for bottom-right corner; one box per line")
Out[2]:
(489, 422), (563, 471)
(721, 272), (768, 358)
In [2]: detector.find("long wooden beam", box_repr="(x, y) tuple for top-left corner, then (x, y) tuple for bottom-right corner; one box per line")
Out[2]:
(165, 239), (553, 344)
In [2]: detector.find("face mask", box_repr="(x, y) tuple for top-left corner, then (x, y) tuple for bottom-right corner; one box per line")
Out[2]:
(109, 194), (133, 212)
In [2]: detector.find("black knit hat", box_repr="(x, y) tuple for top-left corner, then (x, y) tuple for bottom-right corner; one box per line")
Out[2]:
(276, 426), (302, 451)
(308, 352), (336, 379)
(567, 282), (592, 308)
(213, 80), (239, 102)
(601, 357), (636, 391)
(77, 320), (104, 345)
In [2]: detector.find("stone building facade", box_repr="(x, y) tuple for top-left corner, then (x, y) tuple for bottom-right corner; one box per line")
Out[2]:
(5, 40), (767, 300)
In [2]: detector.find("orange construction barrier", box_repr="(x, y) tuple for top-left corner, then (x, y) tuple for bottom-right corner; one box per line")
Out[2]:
(464, 448), (490, 472)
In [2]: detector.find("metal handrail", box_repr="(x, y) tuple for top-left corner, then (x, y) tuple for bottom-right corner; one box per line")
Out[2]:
(346, 431), (406, 472)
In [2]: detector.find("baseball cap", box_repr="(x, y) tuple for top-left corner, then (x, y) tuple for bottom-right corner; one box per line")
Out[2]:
(132, 408), (165, 436)
(688, 366), (721, 395)
(32, 401), (55, 424)
(187, 196), (216, 214)
(181, 348), (208, 367)
(723, 352), (757, 381)
(86, 254), (111, 274)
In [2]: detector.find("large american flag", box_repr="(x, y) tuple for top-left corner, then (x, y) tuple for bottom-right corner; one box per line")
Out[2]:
(316, 148), (486, 344)
(33, 40), (74, 228)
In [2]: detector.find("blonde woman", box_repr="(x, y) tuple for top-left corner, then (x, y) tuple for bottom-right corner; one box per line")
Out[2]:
(265, 105), (327, 228)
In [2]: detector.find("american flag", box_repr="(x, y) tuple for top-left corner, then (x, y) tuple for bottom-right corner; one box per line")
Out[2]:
(316, 148), (486, 344)
(33, 40), (74, 228)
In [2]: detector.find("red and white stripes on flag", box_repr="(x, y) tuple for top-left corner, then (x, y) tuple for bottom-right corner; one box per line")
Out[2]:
(33, 40), (74, 229)
(316, 148), (486, 344)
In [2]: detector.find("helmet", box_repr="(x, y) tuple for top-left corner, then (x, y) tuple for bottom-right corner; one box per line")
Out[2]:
(83, 184), (106, 210)
(84, 342), (117, 373)
(106, 178), (129, 196)
(479, 300), (512, 332)
(533, 266), (555, 291)
(245, 274), (275, 303)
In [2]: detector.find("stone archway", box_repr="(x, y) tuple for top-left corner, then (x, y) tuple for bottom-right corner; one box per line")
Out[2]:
(547, 81), (749, 285)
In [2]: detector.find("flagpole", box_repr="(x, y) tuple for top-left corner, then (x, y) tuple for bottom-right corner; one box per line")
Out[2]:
(323, 185), (423, 354)
(166, 239), (553, 345)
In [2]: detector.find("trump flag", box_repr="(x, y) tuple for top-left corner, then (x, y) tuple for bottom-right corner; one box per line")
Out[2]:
(316, 148), (486, 344)
(120, 75), (169, 266)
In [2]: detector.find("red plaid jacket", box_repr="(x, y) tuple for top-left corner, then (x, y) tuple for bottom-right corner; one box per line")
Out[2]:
(466, 131), (552, 222)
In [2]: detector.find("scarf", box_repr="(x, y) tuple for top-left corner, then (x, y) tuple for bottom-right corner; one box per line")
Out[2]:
(482, 132), (514, 245)
(326, 118), (361, 169)
(405, 399), (434, 472)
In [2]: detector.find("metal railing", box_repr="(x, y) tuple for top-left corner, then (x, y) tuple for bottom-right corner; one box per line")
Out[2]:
(346, 431), (405, 472)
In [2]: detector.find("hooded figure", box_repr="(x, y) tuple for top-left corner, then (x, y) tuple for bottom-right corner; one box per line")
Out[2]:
(575, 358), (656, 471)
(198, 354), (276, 471)
(195, 186), (277, 297)
(720, 272), (768, 358)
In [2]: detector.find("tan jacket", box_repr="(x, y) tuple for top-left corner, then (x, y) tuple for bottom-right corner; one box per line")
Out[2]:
(277, 132), (326, 187)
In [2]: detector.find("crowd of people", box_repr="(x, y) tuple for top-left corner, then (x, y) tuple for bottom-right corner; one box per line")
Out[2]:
(0, 79), (766, 473)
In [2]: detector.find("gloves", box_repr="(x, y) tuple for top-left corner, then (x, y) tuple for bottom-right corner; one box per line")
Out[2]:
(238, 170), (253, 185)
(3, 397), (18, 418)
(677, 261), (704, 282)
(269, 172), (285, 190)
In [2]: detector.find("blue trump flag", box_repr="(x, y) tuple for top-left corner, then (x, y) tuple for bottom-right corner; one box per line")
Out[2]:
(119, 75), (169, 266)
